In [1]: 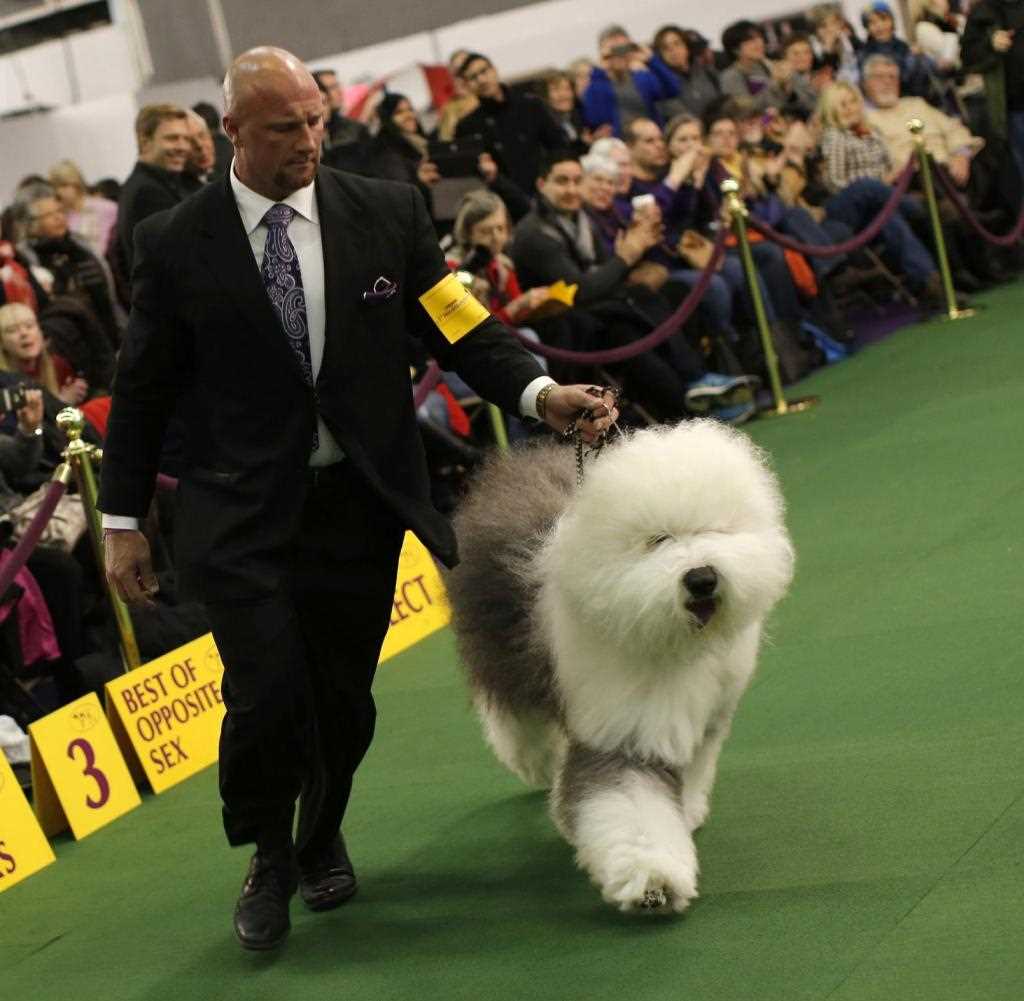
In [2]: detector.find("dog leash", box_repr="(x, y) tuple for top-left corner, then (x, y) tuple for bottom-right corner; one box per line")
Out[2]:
(561, 385), (623, 487)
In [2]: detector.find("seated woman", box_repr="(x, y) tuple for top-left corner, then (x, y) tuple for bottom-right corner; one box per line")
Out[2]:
(366, 92), (441, 212)
(704, 106), (848, 285)
(47, 160), (118, 259)
(578, 154), (759, 421)
(0, 387), (87, 710)
(0, 302), (88, 406)
(817, 82), (946, 305)
(651, 25), (722, 121)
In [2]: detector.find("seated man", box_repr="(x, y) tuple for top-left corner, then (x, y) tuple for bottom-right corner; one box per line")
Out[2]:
(454, 52), (567, 202)
(863, 54), (984, 187)
(862, 54), (1002, 285)
(510, 151), (756, 422)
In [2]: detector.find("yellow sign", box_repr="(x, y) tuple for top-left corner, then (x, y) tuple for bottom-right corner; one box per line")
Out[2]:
(28, 693), (141, 839)
(418, 272), (490, 344)
(105, 633), (226, 794)
(548, 279), (578, 305)
(379, 532), (451, 662)
(0, 752), (56, 894)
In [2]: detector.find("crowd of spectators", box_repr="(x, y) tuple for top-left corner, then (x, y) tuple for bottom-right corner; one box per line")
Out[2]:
(0, 1), (1021, 730)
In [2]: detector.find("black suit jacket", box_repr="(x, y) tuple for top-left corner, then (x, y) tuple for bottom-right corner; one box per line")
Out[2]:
(116, 161), (190, 276)
(99, 166), (544, 601)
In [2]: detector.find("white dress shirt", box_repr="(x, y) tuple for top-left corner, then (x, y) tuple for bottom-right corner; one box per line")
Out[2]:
(102, 165), (552, 530)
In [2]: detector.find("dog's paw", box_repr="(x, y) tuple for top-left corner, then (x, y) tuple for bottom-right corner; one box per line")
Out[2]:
(594, 849), (698, 915)
(681, 793), (710, 833)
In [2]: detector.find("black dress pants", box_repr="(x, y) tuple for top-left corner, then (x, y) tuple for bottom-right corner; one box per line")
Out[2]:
(204, 463), (405, 854)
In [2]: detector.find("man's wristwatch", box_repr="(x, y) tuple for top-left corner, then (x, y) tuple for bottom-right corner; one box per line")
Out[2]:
(18, 425), (43, 438)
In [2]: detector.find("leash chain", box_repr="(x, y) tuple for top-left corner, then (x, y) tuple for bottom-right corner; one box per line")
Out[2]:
(561, 385), (622, 486)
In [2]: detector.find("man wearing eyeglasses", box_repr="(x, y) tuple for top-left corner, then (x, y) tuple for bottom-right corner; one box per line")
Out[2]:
(454, 52), (567, 200)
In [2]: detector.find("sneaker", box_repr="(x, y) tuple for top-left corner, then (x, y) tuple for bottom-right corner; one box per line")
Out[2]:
(684, 373), (760, 413)
(709, 398), (757, 425)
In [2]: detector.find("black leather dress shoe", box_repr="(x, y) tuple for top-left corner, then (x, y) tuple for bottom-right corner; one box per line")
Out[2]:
(298, 836), (358, 912)
(233, 849), (298, 950)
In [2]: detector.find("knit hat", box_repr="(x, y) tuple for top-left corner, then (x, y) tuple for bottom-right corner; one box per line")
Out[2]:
(861, 1), (894, 28)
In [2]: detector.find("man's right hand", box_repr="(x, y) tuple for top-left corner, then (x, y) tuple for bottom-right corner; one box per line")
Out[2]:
(104, 529), (159, 608)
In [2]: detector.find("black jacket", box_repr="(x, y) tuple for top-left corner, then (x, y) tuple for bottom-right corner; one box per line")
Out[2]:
(456, 86), (566, 198)
(99, 166), (543, 601)
(510, 197), (630, 306)
(117, 161), (191, 276)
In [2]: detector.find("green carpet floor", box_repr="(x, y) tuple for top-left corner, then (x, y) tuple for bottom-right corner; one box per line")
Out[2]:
(3, 284), (1023, 1000)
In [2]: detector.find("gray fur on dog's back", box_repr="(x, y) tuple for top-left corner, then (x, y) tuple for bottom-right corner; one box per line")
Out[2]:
(447, 440), (576, 717)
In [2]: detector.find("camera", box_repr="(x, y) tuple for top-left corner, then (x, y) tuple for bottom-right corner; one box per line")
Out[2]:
(0, 384), (28, 415)
(609, 42), (638, 58)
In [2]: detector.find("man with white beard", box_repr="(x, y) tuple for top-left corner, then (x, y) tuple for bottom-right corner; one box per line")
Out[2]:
(862, 54), (983, 187)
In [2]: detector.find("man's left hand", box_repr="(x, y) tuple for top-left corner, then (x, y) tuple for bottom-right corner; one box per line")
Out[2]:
(541, 385), (619, 443)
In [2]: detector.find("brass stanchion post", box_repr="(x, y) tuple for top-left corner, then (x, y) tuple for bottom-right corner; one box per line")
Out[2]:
(720, 179), (818, 417)
(908, 118), (974, 321)
(56, 407), (141, 671)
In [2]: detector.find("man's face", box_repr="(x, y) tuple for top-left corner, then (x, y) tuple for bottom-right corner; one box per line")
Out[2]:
(629, 120), (668, 172)
(609, 146), (633, 194)
(225, 74), (324, 200)
(738, 33), (766, 63)
(600, 33), (634, 77)
(863, 63), (901, 107)
(140, 116), (191, 172)
(462, 59), (501, 100)
(866, 12), (894, 42)
(28, 196), (68, 240)
(786, 40), (814, 74)
(708, 118), (740, 157)
(188, 116), (216, 172)
(319, 72), (344, 112)
(538, 160), (583, 213)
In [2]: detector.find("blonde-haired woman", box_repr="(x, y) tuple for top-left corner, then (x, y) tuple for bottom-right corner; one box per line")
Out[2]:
(47, 160), (118, 259)
(0, 302), (88, 405)
(816, 82), (944, 304)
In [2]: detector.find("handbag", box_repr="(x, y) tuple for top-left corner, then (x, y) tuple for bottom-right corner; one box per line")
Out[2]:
(677, 230), (723, 272)
(2, 485), (89, 553)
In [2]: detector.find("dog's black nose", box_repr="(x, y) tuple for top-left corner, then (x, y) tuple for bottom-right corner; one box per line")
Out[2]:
(683, 566), (718, 598)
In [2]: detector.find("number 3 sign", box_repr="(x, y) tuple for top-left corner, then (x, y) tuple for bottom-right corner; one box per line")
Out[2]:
(29, 693), (141, 839)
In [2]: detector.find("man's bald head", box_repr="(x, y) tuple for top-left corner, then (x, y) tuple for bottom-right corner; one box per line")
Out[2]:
(223, 46), (318, 120)
(222, 46), (325, 200)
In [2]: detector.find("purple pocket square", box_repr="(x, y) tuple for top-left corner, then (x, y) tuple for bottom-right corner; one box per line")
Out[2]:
(362, 276), (399, 303)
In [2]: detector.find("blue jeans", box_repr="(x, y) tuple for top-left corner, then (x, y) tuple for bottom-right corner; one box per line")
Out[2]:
(825, 178), (935, 289)
(778, 206), (847, 279)
(670, 254), (781, 331)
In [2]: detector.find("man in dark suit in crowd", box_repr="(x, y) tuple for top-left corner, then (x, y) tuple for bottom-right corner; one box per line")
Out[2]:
(99, 46), (615, 952)
(116, 104), (193, 277)
(454, 52), (567, 200)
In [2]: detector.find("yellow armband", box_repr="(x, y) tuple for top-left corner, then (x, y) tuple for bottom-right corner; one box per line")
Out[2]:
(418, 273), (491, 344)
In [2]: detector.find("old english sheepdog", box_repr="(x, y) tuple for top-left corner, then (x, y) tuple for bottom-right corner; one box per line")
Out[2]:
(446, 420), (794, 914)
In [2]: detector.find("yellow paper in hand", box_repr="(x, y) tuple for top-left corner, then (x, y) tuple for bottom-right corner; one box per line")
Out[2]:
(547, 280), (578, 306)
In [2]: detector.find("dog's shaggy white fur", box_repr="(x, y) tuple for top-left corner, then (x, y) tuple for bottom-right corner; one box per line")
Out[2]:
(447, 420), (794, 913)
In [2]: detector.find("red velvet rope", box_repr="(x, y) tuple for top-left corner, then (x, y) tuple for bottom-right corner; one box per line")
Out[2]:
(412, 360), (443, 409)
(0, 480), (68, 600)
(933, 165), (1024, 247)
(745, 159), (917, 257)
(506, 228), (728, 365)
